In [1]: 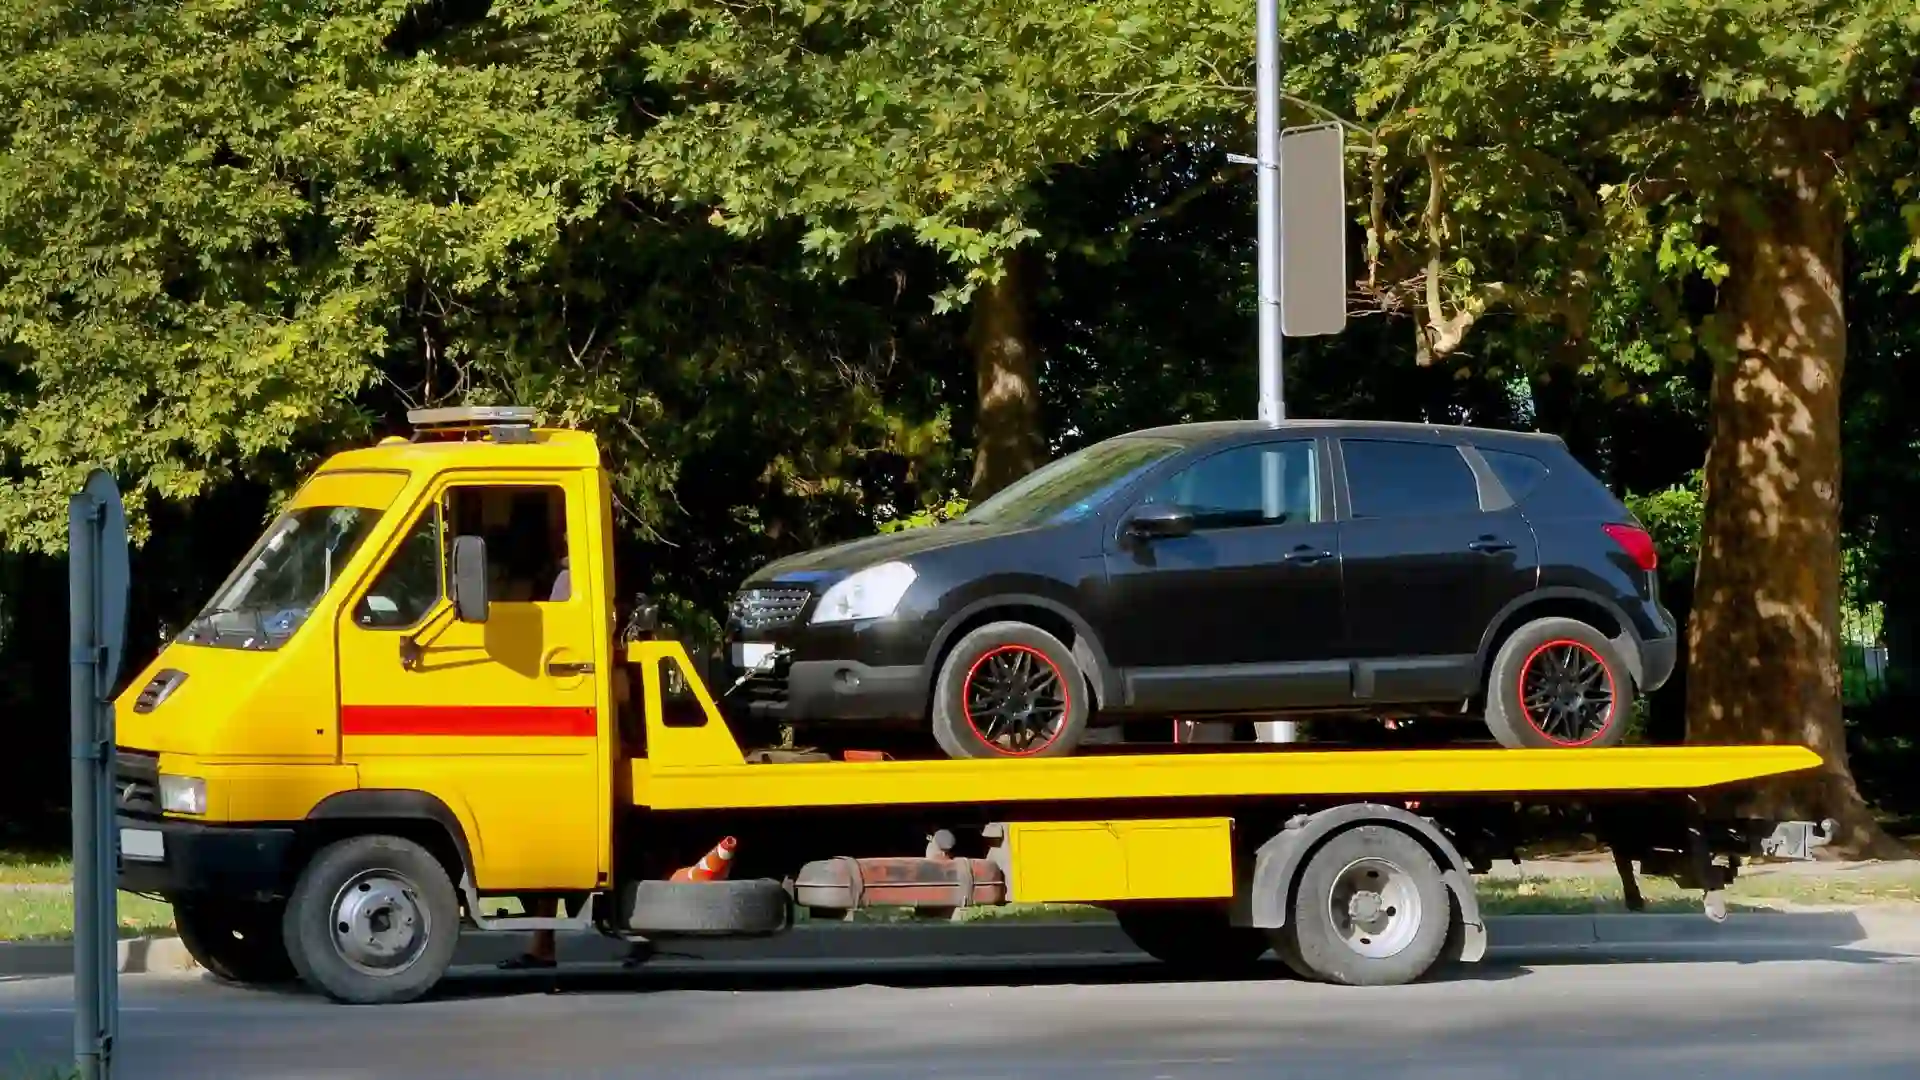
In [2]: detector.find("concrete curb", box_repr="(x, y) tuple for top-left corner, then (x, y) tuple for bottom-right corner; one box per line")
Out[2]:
(7, 909), (1918, 979)
(0, 935), (197, 978)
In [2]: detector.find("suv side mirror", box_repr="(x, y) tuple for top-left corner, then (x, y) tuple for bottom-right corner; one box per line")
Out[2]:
(450, 535), (491, 623)
(1125, 504), (1196, 540)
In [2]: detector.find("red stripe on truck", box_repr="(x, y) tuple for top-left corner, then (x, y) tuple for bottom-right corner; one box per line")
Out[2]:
(340, 705), (597, 738)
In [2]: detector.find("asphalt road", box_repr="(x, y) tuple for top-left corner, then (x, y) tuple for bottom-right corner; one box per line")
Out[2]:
(4, 941), (1917, 1080)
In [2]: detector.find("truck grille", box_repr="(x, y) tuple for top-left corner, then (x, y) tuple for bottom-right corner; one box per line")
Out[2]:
(115, 750), (160, 816)
(730, 587), (812, 632)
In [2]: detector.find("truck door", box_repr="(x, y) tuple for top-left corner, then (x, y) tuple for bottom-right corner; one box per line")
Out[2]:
(335, 473), (607, 892)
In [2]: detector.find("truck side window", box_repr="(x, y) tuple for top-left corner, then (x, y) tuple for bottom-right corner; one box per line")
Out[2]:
(447, 485), (571, 603)
(354, 505), (444, 629)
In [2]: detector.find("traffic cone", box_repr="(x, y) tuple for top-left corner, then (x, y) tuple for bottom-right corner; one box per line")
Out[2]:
(670, 836), (738, 882)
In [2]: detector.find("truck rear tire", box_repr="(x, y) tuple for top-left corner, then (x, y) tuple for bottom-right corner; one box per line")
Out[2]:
(283, 835), (461, 1005)
(1273, 825), (1451, 986)
(174, 900), (295, 985)
(931, 622), (1090, 759)
(1114, 902), (1271, 975)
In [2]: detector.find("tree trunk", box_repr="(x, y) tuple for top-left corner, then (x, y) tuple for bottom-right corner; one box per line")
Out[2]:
(1684, 126), (1904, 857)
(967, 250), (1044, 501)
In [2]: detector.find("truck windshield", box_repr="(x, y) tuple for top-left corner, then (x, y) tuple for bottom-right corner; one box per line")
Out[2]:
(957, 436), (1185, 528)
(177, 505), (382, 651)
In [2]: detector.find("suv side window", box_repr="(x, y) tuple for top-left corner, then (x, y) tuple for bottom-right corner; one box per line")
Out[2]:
(1342, 439), (1481, 519)
(1139, 440), (1319, 529)
(1478, 447), (1550, 503)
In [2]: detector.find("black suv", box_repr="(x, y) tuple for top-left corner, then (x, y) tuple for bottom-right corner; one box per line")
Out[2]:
(723, 420), (1676, 758)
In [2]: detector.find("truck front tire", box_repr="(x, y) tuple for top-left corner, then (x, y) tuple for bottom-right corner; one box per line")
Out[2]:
(283, 835), (461, 1005)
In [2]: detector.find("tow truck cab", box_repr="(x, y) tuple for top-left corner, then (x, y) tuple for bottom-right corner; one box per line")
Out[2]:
(115, 406), (623, 902)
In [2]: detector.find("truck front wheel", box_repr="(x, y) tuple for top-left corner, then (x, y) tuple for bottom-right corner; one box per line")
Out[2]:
(174, 900), (295, 985)
(283, 835), (461, 1005)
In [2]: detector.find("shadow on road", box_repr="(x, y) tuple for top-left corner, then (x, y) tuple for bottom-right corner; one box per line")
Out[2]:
(397, 939), (1912, 1004)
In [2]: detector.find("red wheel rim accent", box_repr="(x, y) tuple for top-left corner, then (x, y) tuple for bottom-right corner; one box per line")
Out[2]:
(961, 644), (1071, 756)
(1516, 639), (1618, 747)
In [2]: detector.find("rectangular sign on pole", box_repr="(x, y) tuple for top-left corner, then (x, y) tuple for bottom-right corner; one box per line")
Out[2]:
(1280, 122), (1348, 338)
(71, 468), (128, 1080)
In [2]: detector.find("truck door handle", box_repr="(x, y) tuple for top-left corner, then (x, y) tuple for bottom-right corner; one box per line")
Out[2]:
(1284, 546), (1334, 564)
(1468, 537), (1515, 554)
(546, 661), (596, 676)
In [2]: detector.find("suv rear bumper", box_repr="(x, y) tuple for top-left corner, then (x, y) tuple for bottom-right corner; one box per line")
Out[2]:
(1638, 633), (1678, 693)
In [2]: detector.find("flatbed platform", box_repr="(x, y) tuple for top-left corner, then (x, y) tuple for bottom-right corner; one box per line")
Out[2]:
(624, 642), (1822, 812)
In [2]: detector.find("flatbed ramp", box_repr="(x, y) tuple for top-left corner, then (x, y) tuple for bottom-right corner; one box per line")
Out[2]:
(625, 642), (1821, 811)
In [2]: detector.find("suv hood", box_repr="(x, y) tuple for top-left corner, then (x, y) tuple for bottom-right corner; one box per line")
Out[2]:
(748, 521), (1022, 583)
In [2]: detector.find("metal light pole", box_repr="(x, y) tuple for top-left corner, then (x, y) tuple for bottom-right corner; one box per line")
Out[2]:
(1253, 0), (1298, 744)
(1255, 0), (1285, 425)
(70, 470), (128, 1080)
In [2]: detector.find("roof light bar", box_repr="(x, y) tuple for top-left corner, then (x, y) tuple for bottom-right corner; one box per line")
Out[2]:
(406, 405), (537, 429)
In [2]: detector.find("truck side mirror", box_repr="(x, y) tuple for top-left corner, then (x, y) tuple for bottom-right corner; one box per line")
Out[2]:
(450, 535), (491, 623)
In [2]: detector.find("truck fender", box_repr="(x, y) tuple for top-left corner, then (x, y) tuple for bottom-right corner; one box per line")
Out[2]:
(306, 789), (477, 894)
(1244, 803), (1486, 964)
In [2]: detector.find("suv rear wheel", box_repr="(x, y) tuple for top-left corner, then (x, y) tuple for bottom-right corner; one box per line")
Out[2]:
(1482, 616), (1634, 749)
(931, 621), (1090, 758)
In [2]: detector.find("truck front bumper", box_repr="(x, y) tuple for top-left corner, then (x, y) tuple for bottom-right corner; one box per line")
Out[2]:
(116, 815), (298, 903)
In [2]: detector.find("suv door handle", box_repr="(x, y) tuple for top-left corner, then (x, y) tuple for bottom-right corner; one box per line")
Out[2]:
(1468, 537), (1516, 554)
(1284, 546), (1334, 564)
(546, 661), (596, 676)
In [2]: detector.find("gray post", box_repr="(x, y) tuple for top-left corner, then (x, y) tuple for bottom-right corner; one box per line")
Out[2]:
(70, 471), (126, 1080)
(1253, 0), (1298, 745)
(1255, 0), (1285, 426)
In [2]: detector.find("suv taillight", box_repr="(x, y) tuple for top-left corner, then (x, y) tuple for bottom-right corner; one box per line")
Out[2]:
(1603, 523), (1659, 572)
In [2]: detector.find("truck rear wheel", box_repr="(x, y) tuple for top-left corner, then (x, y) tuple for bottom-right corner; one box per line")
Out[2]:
(1114, 902), (1270, 975)
(283, 835), (460, 1005)
(1272, 825), (1450, 986)
(174, 900), (295, 985)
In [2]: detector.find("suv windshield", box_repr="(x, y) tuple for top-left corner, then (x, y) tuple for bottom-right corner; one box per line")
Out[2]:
(177, 505), (382, 651)
(958, 436), (1185, 528)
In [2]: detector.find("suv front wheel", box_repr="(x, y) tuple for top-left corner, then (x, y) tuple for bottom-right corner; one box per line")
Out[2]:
(1482, 616), (1634, 749)
(931, 621), (1091, 758)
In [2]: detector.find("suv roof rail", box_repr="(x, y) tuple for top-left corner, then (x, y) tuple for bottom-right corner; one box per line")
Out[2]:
(406, 405), (539, 443)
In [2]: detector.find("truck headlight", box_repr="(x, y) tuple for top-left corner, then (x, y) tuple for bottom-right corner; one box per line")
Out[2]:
(810, 562), (917, 625)
(159, 775), (207, 816)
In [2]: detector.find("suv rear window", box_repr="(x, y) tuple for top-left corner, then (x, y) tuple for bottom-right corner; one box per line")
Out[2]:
(1342, 439), (1480, 519)
(1479, 448), (1550, 502)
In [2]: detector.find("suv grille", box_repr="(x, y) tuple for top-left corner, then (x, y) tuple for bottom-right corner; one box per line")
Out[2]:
(730, 587), (812, 632)
(115, 750), (160, 816)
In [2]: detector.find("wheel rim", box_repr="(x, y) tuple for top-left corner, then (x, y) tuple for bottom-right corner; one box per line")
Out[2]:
(961, 644), (1069, 755)
(1518, 639), (1616, 746)
(1325, 856), (1423, 959)
(329, 869), (430, 977)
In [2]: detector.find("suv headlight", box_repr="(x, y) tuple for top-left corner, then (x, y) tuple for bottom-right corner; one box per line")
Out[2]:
(159, 775), (207, 816)
(811, 562), (918, 625)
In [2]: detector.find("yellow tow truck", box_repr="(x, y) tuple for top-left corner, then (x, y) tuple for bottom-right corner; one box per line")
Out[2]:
(112, 406), (1834, 1004)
